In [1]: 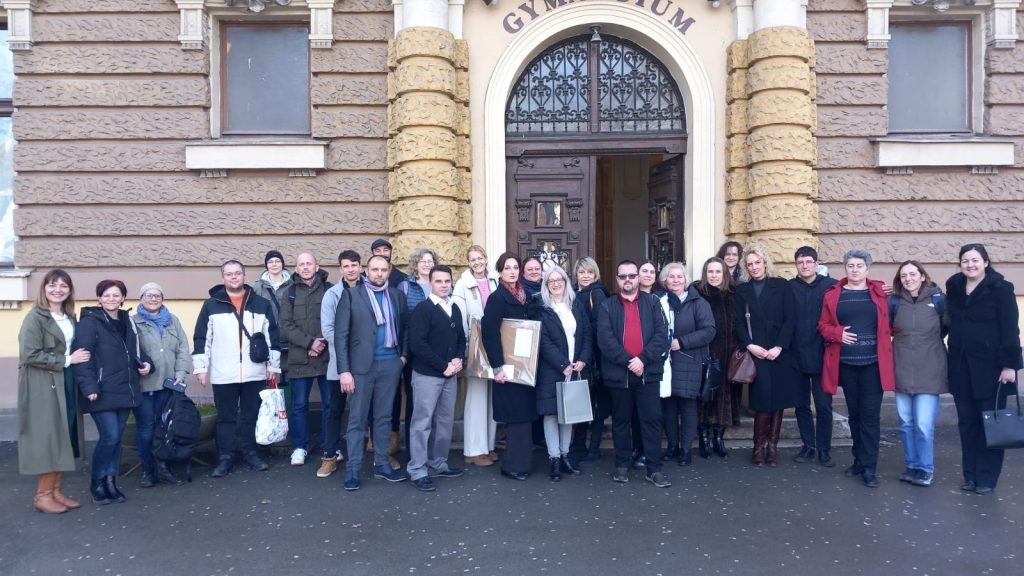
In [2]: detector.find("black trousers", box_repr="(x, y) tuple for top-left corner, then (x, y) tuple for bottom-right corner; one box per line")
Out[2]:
(391, 363), (414, 450)
(608, 377), (663, 473)
(840, 363), (883, 472)
(795, 372), (833, 451)
(212, 379), (265, 459)
(953, 371), (1007, 488)
(662, 396), (698, 451)
(501, 421), (534, 475)
(321, 379), (347, 458)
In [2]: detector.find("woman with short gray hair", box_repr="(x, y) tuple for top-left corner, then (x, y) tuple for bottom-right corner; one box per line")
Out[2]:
(818, 248), (896, 488)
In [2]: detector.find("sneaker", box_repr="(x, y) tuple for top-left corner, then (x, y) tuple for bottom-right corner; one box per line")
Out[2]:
(334, 449), (345, 463)
(290, 448), (308, 467)
(645, 471), (671, 488)
(243, 452), (269, 472)
(898, 468), (918, 483)
(911, 471), (934, 487)
(373, 465), (408, 483)
(210, 457), (233, 478)
(793, 447), (815, 463)
(612, 467), (630, 483)
(844, 463), (863, 477)
(316, 457), (338, 478)
(412, 477), (436, 492)
(343, 471), (361, 491)
(388, 455), (402, 471)
(429, 467), (464, 479)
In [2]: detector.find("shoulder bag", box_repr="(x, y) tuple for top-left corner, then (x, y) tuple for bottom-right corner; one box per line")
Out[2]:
(982, 381), (1024, 449)
(236, 309), (270, 364)
(726, 305), (757, 385)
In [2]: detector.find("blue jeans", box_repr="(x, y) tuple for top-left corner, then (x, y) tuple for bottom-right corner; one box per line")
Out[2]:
(132, 389), (169, 473)
(896, 392), (940, 474)
(90, 409), (130, 479)
(290, 376), (332, 451)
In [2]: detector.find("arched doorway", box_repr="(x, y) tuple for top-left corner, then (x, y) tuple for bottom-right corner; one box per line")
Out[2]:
(504, 34), (687, 275)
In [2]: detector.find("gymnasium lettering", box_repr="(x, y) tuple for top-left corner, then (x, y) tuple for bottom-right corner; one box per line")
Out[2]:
(502, 0), (697, 35)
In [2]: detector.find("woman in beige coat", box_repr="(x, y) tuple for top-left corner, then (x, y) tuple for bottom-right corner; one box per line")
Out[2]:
(18, 269), (91, 513)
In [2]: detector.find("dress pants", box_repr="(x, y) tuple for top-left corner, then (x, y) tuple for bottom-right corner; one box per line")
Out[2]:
(662, 396), (698, 451)
(794, 372), (833, 451)
(953, 363), (1007, 488)
(608, 375), (663, 473)
(213, 380), (265, 460)
(462, 376), (496, 458)
(321, 379), (346, 458)
(501, 422), (534, 475)
(345, 357), (403, 473)
(407, 371), (457, 480)
(840, 363), (883, 472)
(392, 363), (414, 450)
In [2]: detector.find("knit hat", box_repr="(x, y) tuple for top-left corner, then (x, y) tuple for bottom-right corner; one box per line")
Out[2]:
(139, 282), (164, 299)
(264, 250), (285, 267)
(370, 238), (392, 252)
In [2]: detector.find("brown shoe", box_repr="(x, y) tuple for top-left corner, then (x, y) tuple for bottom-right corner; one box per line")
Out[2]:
(316, 457), (337, 478)
(465, 455), (495, 467)
(388, 455), (402, 471)
(388, 431), (400, 456)
(52, 472), (81, 509)
(34, 473), (68, 514)
(487, 451), (500, 462)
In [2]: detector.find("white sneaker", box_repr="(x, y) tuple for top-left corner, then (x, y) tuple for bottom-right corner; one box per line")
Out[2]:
(334, 449), (345, 462)
(290, 448), (308, 467)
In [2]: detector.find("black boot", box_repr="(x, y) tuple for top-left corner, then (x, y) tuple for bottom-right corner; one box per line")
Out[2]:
(548, 458), (562, 482)
(661, 446), (679, 461)
(698, 426), (712, 459)
(712, 426), (728, 457)
(140, 467), (155, 488)
(155, 461), (185, 486)
(560, 455), (581, 476)
(90, 478), (112, 505)
(678, 449), (692, 466)
(210, 456), (233, 478)
(104, 476), (126, 503)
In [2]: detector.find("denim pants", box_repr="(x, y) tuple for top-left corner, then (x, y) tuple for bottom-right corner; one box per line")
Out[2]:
(321, 380), (346, 458)
(289, 376), (332, 451)
(895, 392), (940, 474)
(90, 409), (130, 479)
(132, 389), (169, 473)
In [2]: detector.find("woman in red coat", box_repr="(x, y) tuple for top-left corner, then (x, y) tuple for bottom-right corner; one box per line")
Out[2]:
(818, 249), (895, 489)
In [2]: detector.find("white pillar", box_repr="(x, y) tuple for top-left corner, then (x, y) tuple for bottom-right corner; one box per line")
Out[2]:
(734, 0), (754, 40)
(395, 0), (450, 32)
(752, 0), (806, 32)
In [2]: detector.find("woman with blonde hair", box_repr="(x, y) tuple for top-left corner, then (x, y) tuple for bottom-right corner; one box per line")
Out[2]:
(18, 269), (91, 513)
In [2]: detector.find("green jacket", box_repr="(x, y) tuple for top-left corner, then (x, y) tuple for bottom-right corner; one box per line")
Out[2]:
(277, 270), (332, 378)
(132, 308), (192, 393)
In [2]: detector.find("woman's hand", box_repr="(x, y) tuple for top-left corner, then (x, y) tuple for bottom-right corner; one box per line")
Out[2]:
(68, 348), (90, 365)
(746, 344), (768, 359)
(998, 368), (1017, 385)
(87, 393), (98, 402)
(562, 365), (573, 377)
(764, 346), (783, 361)
(493, 370), (507, 384)
(138, 362), (152, 376)
(840, 326), (858, 345)
(670, 338), (680, 352)
(572, 361), (586, 372)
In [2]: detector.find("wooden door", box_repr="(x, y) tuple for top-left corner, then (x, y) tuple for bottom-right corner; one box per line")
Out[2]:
(506, 155), (593, 270)
(647, 155), (685, 269)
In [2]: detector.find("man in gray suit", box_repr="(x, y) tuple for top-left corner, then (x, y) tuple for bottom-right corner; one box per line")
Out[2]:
(334, 254), (408, 490)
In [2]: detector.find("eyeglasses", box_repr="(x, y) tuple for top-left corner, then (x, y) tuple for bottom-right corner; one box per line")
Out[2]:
(547, 278), (565, 285)
(142, 293), (163, 300)
(617, 273), (638, 280)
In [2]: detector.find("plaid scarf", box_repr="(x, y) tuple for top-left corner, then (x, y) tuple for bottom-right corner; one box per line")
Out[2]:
(364, 281), (397, 348)
(501, 280), (526, 305)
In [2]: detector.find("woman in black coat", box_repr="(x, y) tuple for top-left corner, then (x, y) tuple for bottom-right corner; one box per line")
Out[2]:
(73, 280), (152, 504)
(536, 265), (593, 481)
(696, 257), (737, 455)
(945, 244), (1022, 495)
(734, 244), (799, 467)
(482, 252), (536, 480)
(572, 256), (610, 462)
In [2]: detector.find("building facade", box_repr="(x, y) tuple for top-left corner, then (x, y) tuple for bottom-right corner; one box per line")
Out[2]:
(0, 0), (1021, 409)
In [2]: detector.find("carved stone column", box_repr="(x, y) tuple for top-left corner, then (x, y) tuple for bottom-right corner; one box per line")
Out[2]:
(387, 27), (471, 267)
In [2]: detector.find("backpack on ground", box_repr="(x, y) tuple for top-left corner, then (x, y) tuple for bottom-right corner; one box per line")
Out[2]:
(152, 380), (202, 481)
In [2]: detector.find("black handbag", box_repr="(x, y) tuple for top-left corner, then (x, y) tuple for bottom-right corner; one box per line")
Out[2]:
(982, 381), (1024, 450)
(236, 311), (270, 364)
(699, 357), (722, 403)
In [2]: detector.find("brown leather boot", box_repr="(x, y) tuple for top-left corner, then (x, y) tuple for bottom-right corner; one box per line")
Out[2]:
(34, 473), (68, 514)
(766, 411), (783, 467)
(751, 413), (769, 466)
(51, 472), (81, 509)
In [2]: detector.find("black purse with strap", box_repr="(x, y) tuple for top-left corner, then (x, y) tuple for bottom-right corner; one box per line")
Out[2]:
(236, 309), (270, 364)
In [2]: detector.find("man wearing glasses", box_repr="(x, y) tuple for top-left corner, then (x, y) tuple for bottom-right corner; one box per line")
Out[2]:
(595, 260), (670, 488)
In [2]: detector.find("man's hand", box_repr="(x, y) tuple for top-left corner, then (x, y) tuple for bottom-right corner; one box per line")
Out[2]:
(267, 372), (278, 387)
(340, 372), (355, 394)
(138, 362), (152, 376)
(196, 372), (208, 387)
(627, 357), (644, 377)
(311, 338), (327, 354)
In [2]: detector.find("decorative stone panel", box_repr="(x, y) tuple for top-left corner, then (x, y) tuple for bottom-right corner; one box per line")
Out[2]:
(15, 45), (209, 74)
(725, 202), (749, 236)
(748, 164), (817, 199)
(726, 69), (748, 104)
(389, 198), (460, 232)
(819, 203), (1024, 234)
(13, 109), (209, 141)
(391, 26), (458, 63)
(817, 170), (1024, 201)
(816, 76), (887, 106)
(313, 107), (389, 138)
(747, 197), (818, 232)
(387, 131), (457, 166)
(747, 127), (817, 164)
(15, 142), (187, 172)
(389, 93), (460, 133)
(34, 13), (179, 43)
(311, 75), (388, 106)
(14, 77), (211, 107)
(747, 92), (816, 130)
(818, 235), (1024, 264)
(312, 44), (389, 73)
(332, 13), (393, 42)
(987, 46), (1024, 74)
(726, 100), (748, 137)
(726, 170), (750, 201)
(815, 107), (887, 137)
(727, 39), (749, 72)
(747, 58), (814, 94)
(985, 106), (1024, 136)
(36, 0), (177, 11)
(391, 58), (458, 98)
(807, 12), (866, 43)
(815, 138), (874, 168)
(726, 135), (748, 169)
(748, 27), (814, 64)
(814, 44), (886, 74)
(326, 139), (388, 171)
(388, 162), (461, 200)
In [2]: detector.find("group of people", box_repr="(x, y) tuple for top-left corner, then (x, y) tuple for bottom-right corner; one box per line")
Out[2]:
(16, 237), (1022, 511)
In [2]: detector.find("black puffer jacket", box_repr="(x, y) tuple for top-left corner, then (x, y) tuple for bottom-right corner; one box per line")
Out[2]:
(73, 307), (150, 414)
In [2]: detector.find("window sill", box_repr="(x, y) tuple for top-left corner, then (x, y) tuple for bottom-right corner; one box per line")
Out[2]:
(872, 136), (1015, 173)
(0, 268), (32, 306)
(184, 138), (327, 176)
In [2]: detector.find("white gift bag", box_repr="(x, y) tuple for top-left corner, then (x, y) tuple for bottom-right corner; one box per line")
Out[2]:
(255, 387), (289, 445)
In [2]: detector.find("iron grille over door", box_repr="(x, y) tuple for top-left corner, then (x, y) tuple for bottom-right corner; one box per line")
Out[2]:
(506, 35), (686, 136)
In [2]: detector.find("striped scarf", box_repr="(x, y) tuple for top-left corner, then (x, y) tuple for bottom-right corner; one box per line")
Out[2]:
(364, 281), (397, 348)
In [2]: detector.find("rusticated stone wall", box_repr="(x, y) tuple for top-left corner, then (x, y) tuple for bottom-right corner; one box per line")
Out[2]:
(724, 27), (818, 273)
(810, 1), (1024, 288)
(11, 0), (394, 296)
(386, 27), (471, 267)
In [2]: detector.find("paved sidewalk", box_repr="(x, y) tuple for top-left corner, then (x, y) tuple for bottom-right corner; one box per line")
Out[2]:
(1, 427), (1020, 576)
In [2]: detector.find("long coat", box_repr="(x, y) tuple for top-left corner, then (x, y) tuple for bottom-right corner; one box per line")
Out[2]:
(132, 308), (191, 393)
(818, 278), (896, 395)
(482, 284), (536, 424)
(535, 303), (593, 416)
(18, 308), (77, 475)
(665, 287), (716, 400)
(946, 270), (1022, 400)
(891, 282), (948, 396)
(734, 278), (801, 411)
(73, 307), (149, 414)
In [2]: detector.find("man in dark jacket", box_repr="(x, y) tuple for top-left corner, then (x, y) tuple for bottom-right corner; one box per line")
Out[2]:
(277, 252), (332, 468)
(371, 238), (406, 289)
(596, 260), (670, 488)
(405, 265), (467, 491)
(789, 246), (838, 467)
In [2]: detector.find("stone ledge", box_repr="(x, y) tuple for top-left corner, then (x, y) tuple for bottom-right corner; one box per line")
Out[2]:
(185, 138), (328, 171)
(0, 269), (32, 304)
(874, 136), (1016, 168)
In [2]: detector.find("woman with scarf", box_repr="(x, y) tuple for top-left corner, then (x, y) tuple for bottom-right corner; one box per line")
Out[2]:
(131, 282), (191, 487)
(482, 252), (537, 480)
(521, 257), (544, 299)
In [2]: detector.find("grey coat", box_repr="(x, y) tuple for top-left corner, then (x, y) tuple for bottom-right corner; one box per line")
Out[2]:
(17, 308), (76, 475)
(333, 283), (408, 376)
(132, 309), (191, 393)
(666, 287), (716, 399)
(892, 283), (949, 395)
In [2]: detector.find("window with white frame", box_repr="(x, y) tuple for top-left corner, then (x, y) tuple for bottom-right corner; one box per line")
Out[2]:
(888, 21), (971, 133)
(220, 22), (310, 135)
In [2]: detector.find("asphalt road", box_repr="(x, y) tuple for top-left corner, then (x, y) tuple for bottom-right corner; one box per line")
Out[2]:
(1, 427), (1020, 576)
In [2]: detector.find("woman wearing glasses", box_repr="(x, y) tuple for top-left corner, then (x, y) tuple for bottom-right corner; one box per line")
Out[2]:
(131, 283), (191, 487)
